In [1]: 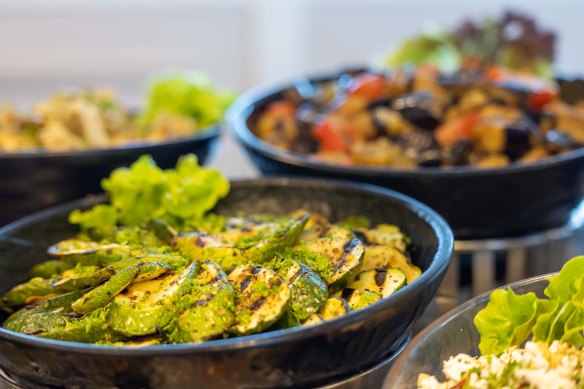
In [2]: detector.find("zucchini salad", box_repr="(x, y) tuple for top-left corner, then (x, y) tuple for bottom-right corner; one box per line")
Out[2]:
(0, 155), (420, 345)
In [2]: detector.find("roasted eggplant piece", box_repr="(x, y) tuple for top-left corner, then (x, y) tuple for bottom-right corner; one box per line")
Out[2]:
(228, 264), (290, 336)
(391, 91), (441, 130)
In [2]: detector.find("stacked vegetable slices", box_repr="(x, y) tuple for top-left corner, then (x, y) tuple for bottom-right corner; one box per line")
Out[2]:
(0, 211), (420, 345)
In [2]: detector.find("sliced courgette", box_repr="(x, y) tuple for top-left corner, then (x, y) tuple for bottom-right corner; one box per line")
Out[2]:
(228, 264), (290, 335)
(71, 265), (140, 314)
(288, 210), (329, 242)
(167, 260), (236, 343)
(354, 224), (409, 252)
(304, 232), (365, 292)
(361, 245), (421, 283)
(3, 289), (88, 326)
(107, 262), (198, 337)
(48, 239), (145, 266)
(28, 260), (74, 279)
(51, 266), (114, 292)
(303, 296), (350, 325)
(1, 277), (59, 308)
(273, 258), (328, 327)
(348, 268), (407, 298)
(37, 308), (123, 343)
(339, 288), (381, 310)
(175, 214), (310, 270)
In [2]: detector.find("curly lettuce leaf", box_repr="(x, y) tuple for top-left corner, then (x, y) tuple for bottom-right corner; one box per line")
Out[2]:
(69, 204), (117, 232)
(140, 72), (235, 130)
(475, 256), (584, 355)
(544, 256), (584, 302)
(474, 288), (539, 355)
(69, 154), (229, 230)
(384, 31), (462, 73)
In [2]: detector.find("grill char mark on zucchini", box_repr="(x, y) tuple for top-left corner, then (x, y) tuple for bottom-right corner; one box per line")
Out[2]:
(228, 264), (291, 336)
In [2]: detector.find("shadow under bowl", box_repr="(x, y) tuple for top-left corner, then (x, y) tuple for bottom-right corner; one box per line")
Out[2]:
(0, 177), (452, 388)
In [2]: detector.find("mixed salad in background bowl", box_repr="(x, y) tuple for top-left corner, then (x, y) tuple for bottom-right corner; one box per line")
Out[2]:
(0, 72), (234, 153)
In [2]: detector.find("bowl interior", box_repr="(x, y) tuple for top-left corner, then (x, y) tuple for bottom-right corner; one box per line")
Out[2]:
(386, 275), (551, 388)
(0, 178), (452, 349)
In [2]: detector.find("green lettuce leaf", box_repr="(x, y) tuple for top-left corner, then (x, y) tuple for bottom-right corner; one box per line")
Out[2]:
(544, 256), (584, 302)
(384, 32), (462, 73)
(474, 288), (538, 355)
(475, 256), (584, 355)
(69, 154), (229, 231)
(140, 72), (236, 130)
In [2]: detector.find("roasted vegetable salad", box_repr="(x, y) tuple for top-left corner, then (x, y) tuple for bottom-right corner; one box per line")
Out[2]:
(253, 66), (584, 169)
(0, 156), (420, 345)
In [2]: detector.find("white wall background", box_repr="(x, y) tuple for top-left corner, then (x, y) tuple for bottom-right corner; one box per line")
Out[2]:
(1, 0), (583, 175)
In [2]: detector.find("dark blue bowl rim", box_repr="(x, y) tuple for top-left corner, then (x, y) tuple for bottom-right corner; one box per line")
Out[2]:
(226, 69), (584, 178)
(385, 272), (554, 386)
(0, 123), (222, 160)
(0, 177), (453, 356)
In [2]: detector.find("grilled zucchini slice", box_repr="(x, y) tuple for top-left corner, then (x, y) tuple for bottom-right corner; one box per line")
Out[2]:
(339, 288), (381, 310)
(107, 262), (198, 337)
(3, 289), (88, 326)
(228, 265), (290, 335)
(71, 265), (141, 314)
(304, 229), (365, 291)
(303, 296), (350, 325)
(167, 260), (236, 343)
(361, 245), (421, 283)
(288, 210), (330, 242)
(175, 214), (309, 270)
(354, 224), (409, 252)
(37, 308), (123, 343)
(28, 260), (74, 279)
(48, 239), (145, 266)
(1, 277), (59, 308)
(348, 268), (407, 298)
(274, 258), (328, 327)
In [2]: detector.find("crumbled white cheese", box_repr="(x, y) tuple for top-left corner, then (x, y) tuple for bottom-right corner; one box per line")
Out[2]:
(418, 341), (583, 389)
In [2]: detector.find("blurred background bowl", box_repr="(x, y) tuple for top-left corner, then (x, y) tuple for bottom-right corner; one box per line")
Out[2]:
(384, 274), (549, 389)
(0, 124), (221, 227)
(0, 177), (452, 388)
(227, 71), (584, 240)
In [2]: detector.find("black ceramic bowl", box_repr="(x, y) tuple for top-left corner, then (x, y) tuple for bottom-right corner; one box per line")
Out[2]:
(227, 71), (584, 239)
(0, 124), (221, 227)
(384, 274), (549, 388)
(0, 178), (453, 388)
